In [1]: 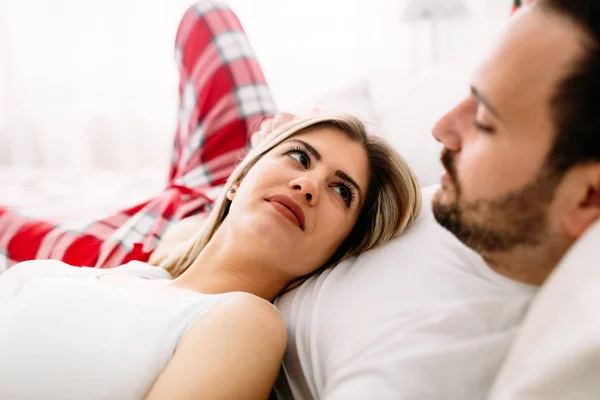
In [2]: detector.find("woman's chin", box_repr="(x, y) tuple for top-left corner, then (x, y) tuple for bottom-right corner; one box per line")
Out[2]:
(237, 215), (297, 245)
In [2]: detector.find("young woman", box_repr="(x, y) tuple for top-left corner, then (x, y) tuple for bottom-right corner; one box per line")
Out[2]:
(0, 2), (421, 399)
(0, 112), (421, 400)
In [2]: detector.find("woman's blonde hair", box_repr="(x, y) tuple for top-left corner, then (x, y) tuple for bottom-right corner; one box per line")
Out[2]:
(160, 112), (422, 278)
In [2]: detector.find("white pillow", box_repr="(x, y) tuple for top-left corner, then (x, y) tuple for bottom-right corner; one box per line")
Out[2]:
(372, 59), (475, 187)
(312, 80), (379, 128)
(274, 185), (538, 400)
(489, 220), (600, 399)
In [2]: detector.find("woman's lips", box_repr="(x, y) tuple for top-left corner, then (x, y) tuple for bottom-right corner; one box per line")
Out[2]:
(269, 201), (301, 229)
(266, 195), (305, 230)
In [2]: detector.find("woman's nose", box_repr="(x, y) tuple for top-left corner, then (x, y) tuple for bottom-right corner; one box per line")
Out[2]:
(290, 177), (319, 205)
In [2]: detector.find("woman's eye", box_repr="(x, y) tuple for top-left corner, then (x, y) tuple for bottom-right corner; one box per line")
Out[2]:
(334, 185), (349, 200)
(288, 151), (310, 167)
(333, 184), (354, 207)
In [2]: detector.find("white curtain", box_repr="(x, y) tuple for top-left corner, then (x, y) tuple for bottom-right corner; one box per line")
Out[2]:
(0, 0), (511, 169)
(0, 0), (192, 169)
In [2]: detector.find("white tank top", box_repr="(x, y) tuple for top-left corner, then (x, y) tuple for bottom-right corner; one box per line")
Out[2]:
(0, 260), (236, 400)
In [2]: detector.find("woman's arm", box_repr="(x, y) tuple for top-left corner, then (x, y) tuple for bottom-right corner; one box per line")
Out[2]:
(145, 293), (287, 400)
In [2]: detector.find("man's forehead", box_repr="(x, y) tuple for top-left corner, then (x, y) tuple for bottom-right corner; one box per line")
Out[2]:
(472, 5), (586, 115)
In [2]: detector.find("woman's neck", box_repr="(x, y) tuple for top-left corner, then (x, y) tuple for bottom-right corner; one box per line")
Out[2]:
(170, 227), (291, 301)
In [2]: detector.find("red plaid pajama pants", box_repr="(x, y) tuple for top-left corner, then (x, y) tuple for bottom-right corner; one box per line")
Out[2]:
(0, 0), (276, 273)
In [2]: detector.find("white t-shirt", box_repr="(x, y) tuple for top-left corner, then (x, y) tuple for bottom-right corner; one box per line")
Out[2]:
(274, 186), (539, 399)
(0, 260), (236, 400)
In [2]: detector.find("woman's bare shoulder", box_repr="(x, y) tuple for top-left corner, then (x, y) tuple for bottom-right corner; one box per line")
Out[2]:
(203, 292), (286, 341)
(146, 292), (286, 399)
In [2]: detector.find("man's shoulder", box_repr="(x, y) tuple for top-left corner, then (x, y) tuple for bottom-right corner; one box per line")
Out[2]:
(274, 187), (535, 399)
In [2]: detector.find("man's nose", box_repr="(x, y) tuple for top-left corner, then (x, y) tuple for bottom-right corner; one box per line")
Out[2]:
(432, 97), (472, 152)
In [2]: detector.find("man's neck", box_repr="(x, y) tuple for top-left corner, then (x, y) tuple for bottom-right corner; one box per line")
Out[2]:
(481, 239), (570, 285)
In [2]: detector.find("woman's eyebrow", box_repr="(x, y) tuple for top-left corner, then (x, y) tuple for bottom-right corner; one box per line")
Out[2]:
(287, 139), (322, 161)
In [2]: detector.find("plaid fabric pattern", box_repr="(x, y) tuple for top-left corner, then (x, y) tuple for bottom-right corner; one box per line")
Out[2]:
(0, 0), (276, 274)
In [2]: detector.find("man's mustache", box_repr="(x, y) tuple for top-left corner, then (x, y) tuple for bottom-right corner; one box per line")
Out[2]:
(441, 149), (458, 183)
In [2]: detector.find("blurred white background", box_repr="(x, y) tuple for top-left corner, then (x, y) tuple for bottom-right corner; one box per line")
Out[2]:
(0, 0), (513, 217)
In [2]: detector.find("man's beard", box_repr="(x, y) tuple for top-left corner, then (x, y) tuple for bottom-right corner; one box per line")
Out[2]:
(432, 149), (561, 253)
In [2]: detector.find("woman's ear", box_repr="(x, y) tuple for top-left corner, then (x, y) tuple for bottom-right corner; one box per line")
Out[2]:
(226, 183), (240, 201)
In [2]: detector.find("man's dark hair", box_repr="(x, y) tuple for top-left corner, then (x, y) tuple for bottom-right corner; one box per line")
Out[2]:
(542, 0), (600, 174)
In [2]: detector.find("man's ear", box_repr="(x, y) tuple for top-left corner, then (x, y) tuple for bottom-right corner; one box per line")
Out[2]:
(226, 183), (240, 201)
(563, 164), (600, 239)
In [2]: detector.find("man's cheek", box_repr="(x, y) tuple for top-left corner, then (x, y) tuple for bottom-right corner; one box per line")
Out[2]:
(457, 157), (498, 199)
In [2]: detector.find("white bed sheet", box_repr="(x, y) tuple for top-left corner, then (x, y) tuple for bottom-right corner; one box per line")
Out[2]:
(0, 166), (166, 220)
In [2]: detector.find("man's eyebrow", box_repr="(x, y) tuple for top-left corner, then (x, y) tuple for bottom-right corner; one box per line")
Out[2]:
(471, 86), (503, 120)
(288, 139), (364, 205)
(335, 170), (364, 205)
